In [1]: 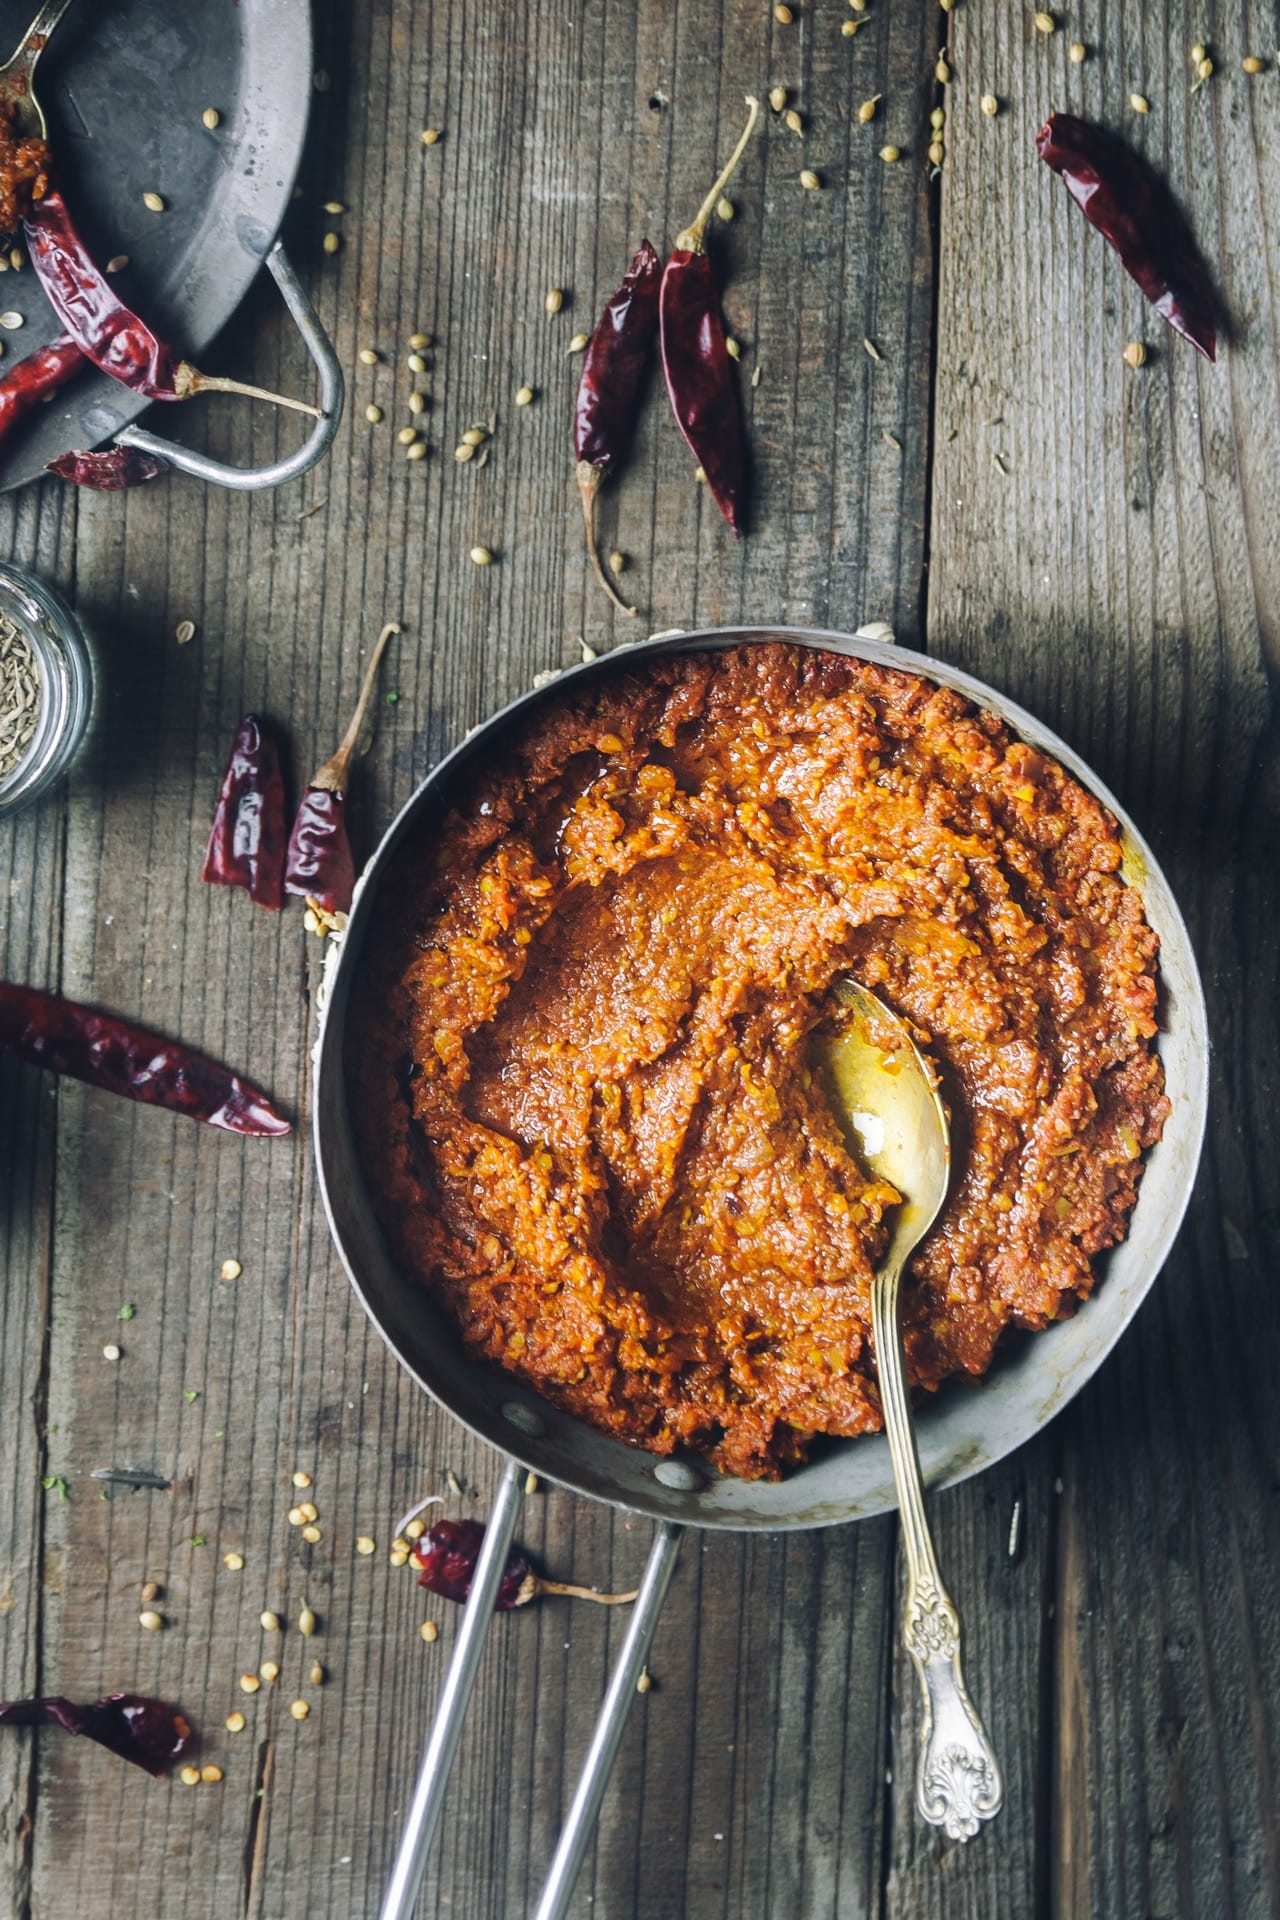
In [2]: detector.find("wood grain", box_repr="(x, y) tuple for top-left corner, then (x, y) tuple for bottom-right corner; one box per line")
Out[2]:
(6, 0), (1277, 1914)
(926, 3), (1280, 1917)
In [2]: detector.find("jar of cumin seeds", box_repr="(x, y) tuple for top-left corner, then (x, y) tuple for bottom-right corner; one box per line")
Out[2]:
(0, 563), (95, 819)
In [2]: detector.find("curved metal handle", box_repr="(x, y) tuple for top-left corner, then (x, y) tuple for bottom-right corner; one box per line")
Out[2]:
(873, 1260), (1001, 1842)
(379, 1456), (526, 1920)
(114, 242), (344, 491)
(532, 1522), (683, 1920)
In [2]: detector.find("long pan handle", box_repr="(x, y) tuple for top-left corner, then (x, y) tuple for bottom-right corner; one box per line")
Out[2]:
(379, 1454), (526, 1920)
(532, 1521), (684, 1920)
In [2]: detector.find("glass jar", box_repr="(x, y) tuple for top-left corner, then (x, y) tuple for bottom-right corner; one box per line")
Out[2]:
(0, 563), (95, 819)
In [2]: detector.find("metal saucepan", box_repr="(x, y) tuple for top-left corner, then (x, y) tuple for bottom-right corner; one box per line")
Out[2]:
(314, 625), (1209, 1919)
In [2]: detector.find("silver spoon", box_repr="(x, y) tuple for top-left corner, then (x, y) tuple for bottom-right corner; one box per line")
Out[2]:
(817, 977), (1002, 1841)
(0, 0), (76, 143)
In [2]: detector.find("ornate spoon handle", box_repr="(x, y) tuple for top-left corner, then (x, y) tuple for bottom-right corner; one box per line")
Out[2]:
(873, 1259), (1002, 1842)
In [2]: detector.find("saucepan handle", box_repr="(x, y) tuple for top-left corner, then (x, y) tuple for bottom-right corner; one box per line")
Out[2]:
(532, 1520), (683, 1920)
(379, 1455), (527, 1920)
(112, 242), (345, 492)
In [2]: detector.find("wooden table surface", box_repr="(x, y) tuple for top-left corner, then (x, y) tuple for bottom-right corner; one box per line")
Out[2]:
(2, 1), (1278, 1915)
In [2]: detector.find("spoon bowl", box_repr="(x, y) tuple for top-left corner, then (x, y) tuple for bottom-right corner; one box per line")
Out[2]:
(0, 1), (76, 144)
(819, 975), (951, 1267)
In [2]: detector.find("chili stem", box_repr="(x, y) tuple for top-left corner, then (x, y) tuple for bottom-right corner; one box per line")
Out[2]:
(312, 621), (402, 792)
(175, 364), (324, 419)
(532, 1578), (640, 1605)
(577, 460), (637, 617)
(675, 95), (761, 254)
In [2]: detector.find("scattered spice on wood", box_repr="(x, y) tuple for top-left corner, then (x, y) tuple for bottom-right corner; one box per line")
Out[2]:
(1036, 113), (1217, 360)
(201, 715), (287, 910)
(25, 193), (324, 419)
(660, 96), (760, 536)
(574, 238), (662, 615)
(0, 611), (39, 781)
(284, 622), (400, 914)
(413, 1519), (640, 1611)
(0, 983), (291, 1134)
(0, 1695), (191, 1776)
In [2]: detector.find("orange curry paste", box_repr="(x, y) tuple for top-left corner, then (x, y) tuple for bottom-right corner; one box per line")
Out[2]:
(351, 645), (1168, 1479)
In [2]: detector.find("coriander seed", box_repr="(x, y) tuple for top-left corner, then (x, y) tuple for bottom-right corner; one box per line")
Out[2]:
(202, 108), (221, 130)
(858, 96), (880, 123)
(879, 145), (900, 162)
(1129, 92), (1150, 113)
(421, 128), (441, 146)
(1034, 11), (1055, 33)
(1243, 55), (1265, 73)
(981, 93), (999, 116)
(784, 108), (803, 133)
(139, 1610), (164, 1631)
(515, 385), (534, 406)
(323, 232), (341, 255)
(768, 86), (787, 113)
(1123, 340), (1147, 367)
(365, 404), (383, 424)
(544, 288), (564, 315)
(358, 348), (379, 365)
(143, 192), (166, 213)
(1069, 40), (1086, 61)
(800, 169), (821, 189)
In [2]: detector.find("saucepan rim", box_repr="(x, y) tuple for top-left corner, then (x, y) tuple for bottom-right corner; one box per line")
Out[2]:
(313, 624), (1209, 1532)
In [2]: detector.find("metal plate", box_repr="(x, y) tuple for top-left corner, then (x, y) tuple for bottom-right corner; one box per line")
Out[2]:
(315, 627), (1210, 1534)
(0, 0), (312, 490)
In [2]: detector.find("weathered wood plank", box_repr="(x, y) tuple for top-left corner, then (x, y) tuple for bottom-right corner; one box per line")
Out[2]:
(0, 485), (76, 1917)
(924, 3), (1280, 1917)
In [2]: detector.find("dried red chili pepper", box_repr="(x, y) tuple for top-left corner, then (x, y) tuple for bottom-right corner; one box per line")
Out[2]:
(413, 1517), (639, 1611)
(0, 1694), (191, 1776)
(0, 331), (83, 448)
(285, 621), (400, 915)
(1035, 113), (1216, 362)
(47, 446), (169, 489)
(660, 95), (760, 535)
(202, 715), (288, 910)
(0, 983), (291, 1136)
(24, 192), (324, 416)
(574, 239), (662, 616)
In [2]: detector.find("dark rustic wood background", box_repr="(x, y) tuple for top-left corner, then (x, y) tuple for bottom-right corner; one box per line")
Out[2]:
(2, 1), (1278, 1915)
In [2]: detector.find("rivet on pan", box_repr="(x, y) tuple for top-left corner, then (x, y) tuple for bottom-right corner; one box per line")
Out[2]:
(501, 1401), (546, 1438)
(653, 1460), (705, 1492)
